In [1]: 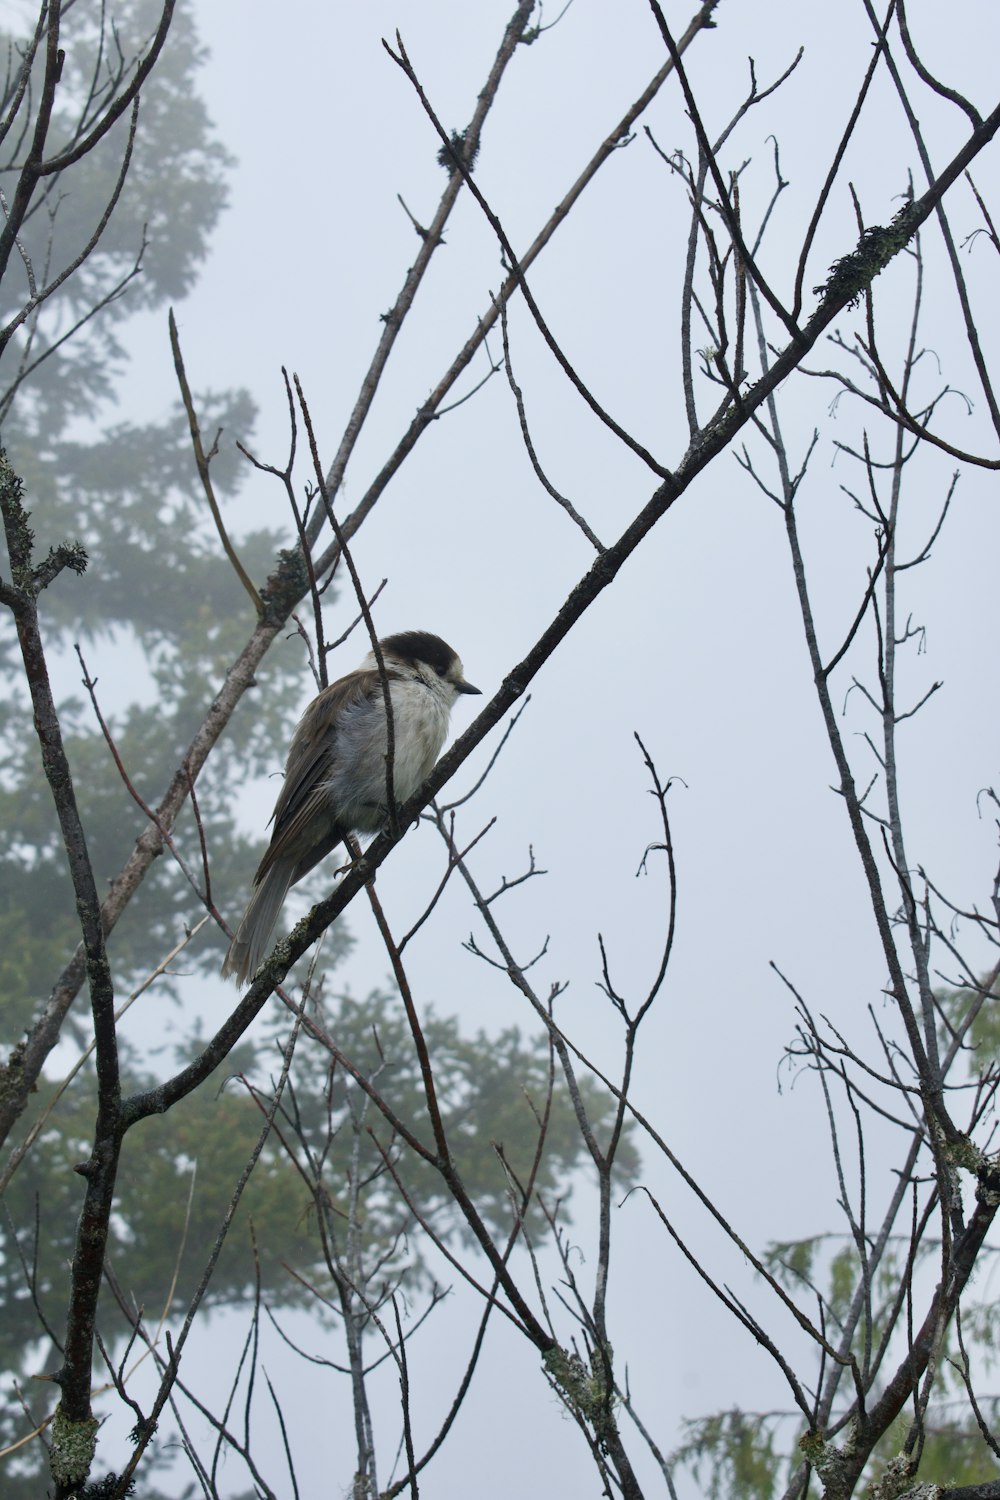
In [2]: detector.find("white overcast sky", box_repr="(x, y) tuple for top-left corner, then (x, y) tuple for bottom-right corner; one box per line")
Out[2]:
(95, 0), (1000, 1493)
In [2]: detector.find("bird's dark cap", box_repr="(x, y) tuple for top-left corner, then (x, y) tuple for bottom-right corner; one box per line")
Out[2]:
(381, 631), (459, 676)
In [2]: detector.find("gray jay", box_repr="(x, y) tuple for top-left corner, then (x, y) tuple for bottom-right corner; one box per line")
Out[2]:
(222, 630), (480, 985)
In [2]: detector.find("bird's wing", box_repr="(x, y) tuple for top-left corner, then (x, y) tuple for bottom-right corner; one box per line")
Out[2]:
(253, 670), (391, 885)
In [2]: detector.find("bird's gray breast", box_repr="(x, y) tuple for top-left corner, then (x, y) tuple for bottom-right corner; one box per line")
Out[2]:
(326, 678), (450, 831)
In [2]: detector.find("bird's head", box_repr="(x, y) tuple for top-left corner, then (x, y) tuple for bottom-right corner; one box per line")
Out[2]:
(372, 630), (481, 705)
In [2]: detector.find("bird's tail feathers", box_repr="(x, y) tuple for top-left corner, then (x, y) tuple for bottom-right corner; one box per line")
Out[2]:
(221, 859), (297, 986)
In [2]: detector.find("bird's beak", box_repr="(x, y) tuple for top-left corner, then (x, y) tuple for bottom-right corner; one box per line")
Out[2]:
(455, 678), (482, 695)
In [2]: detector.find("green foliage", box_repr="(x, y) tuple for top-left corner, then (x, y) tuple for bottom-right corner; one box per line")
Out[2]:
(0, 0), (311, 1017)
(764, 1230), (926, 1358)
(0, 1045), (294, 1362)
(266, 992), (642, 1286)
(0, 13), (318, 1478)
(0, 425), (311, 1027)
(672, 1402), (1000, 1500)
(0, 1005), (638, 1346)
(0, 995), (640, 1484)
(939, 981), (1000, 1065)
(866, 1410), (1000, 1493)
(672, 1410), (782, 1500)
(0, 6), (646, 1493)
(689, 974), (1000, 1500)
(0, 1043), (324, 1494)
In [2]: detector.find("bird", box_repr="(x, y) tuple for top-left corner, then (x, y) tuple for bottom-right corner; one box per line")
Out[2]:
(222, 630), (481, 985)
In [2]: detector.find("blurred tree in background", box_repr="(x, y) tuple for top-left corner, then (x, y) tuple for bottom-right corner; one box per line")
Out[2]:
(0, 0), (305, 1022)
(0, 14), (630, 1492)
